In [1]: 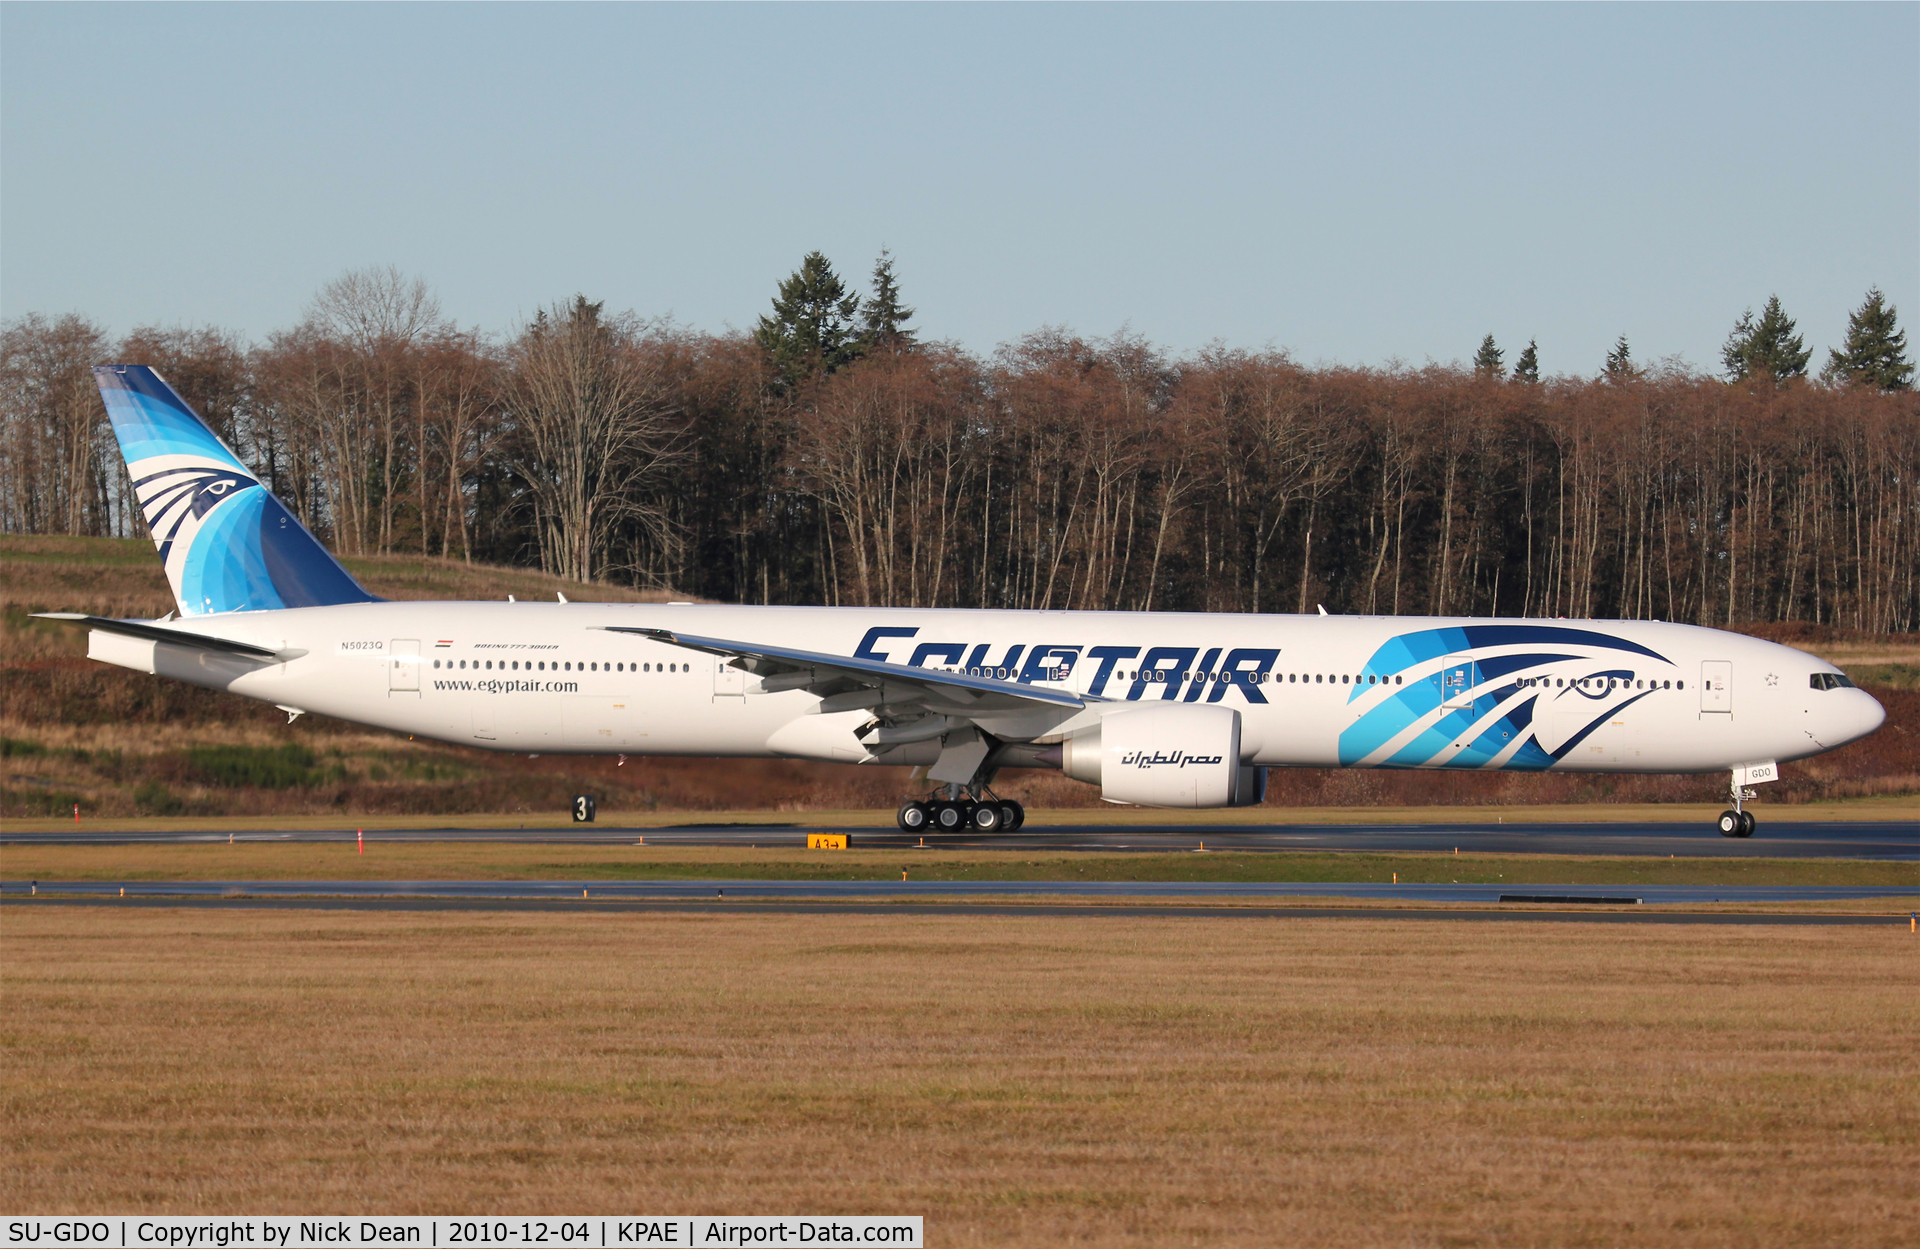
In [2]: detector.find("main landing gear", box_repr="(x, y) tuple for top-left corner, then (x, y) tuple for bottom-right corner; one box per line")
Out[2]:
(897, 784), (1025, 834)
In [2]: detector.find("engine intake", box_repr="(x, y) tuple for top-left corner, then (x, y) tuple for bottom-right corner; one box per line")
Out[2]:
(1061, 704), (1265, 808)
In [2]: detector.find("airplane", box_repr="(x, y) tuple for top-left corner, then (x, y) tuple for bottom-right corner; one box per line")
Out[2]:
(38, 365), (1887, 837)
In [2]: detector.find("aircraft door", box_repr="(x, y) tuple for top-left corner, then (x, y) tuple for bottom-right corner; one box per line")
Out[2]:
(390, 639), (420, 692)
(1440, 654), (1476, 710)
(713, 657), (746, 699)
(1700, 660), (1732, 713)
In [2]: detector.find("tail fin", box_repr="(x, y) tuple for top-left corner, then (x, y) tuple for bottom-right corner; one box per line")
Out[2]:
(93, 365), (378, 616)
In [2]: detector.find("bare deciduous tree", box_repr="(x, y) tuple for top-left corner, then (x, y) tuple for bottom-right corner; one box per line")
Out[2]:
(8, 288), (1920, 632)
(504, 297), (682, 585)
(0, 313), (112, 536)
(307, 267), (448, 554)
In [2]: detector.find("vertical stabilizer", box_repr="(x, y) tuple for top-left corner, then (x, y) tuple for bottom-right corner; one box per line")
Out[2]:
(93, 365), (378, 616)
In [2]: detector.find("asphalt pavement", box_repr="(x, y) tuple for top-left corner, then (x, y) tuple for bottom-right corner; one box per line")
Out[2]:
(8, 819), (1917, 858)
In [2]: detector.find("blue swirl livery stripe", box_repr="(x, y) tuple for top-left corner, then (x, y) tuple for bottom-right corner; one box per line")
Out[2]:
(93, 366), (378, 617)
(1338, 624), (1673, 769)
(1341, 654), (1571, 764)
(95, 365), (249, 470)
(1453, 692), (1538, 768)
(179, 487), (275, 613)
(1545, 689), (1657, 762)
(1355, 625), (1668, 693)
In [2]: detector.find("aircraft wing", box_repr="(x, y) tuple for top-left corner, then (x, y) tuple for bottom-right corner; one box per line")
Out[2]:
(601, 626), (1086, 713)
(32, 612), (301, 660)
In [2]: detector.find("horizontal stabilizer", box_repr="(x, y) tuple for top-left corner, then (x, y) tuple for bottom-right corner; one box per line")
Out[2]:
(32, 613), (301, 660)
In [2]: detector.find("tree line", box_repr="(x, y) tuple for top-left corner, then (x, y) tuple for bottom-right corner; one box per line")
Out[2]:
(4, 260), (1917, 631)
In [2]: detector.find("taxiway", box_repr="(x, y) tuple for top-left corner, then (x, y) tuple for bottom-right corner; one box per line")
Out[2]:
(7, 819), (1916, 857)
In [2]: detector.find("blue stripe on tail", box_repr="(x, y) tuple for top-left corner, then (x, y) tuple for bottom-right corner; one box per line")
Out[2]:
(94, 365), (378, 616)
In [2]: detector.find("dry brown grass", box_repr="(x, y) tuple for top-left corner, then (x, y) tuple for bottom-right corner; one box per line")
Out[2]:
(3, 908), (1917, 1245)
(0, 534), (693, 639)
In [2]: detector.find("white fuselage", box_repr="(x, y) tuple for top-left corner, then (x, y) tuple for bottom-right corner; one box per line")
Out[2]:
(87, 602), (1886, 778)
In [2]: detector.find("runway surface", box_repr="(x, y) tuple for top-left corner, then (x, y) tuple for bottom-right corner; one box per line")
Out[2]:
(4, 879), (1913, 905)
(4, 891), (1906, 925)
(9, 819), (1917, 858)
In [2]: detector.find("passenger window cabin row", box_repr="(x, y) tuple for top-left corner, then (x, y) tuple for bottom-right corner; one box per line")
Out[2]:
(1517, 676), (1680, 690)
(421, 657), (1708, 695)
(432, 659), (689, 673)
(940, 666), (1688, 691)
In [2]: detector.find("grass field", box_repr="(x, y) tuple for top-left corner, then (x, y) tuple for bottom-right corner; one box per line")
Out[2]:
(3, 907), (1915, 1244)
(0, 533), (694, 627)
(4, 842), (1918, 892)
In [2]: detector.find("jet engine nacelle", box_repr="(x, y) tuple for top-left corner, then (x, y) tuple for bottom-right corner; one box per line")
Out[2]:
(1060, 704), (1266, 808)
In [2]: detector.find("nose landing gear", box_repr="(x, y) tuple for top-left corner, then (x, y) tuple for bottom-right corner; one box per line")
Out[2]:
(1717, 771), (1759, 838)
(1715, 763), (1780, 837)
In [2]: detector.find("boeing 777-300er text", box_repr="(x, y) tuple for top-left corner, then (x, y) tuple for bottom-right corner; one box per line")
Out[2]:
(40, 366), (1887, 836)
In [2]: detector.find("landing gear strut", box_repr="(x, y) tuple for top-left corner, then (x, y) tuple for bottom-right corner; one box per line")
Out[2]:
(896, 782), (1024, 833)
(1717, 775), (1758, 838)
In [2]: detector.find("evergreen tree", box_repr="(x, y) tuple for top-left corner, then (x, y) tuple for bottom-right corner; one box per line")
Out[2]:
(1511, 339), (1539, 384)
(755, 251), (863, 386)
(1823, 287), (1913, 391)
(859, 248), (916, 352)
(1722, 294), (1810, 382)
(1603, 334), (1635, 382)
(1472, 334), (1503, 379)
(1722, 309), (1755, 378)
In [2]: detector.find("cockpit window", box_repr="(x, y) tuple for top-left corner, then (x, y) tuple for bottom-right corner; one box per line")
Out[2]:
(1809, 673), (1856, 690)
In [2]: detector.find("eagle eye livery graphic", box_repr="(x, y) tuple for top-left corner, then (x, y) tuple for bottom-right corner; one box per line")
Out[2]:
(41, 365), (1887, 838)
(1340, 625), (1673, 771)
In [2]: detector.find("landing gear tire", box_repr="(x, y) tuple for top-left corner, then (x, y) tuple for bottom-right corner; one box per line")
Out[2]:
(972, 803), (1002, 832)
(897, 801), (929, 833)
(1717, 809), (1743, 837)
(933, 801), (966, 831)
(1738, 810), (1757, 838)
(1001, 801), (1025, 831)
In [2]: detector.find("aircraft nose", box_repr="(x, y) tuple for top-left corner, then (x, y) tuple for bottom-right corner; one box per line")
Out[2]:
(1834, 689), (1886, 747)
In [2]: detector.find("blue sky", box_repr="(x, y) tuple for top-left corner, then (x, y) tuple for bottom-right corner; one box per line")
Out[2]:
(4, 2), (1915, 375)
